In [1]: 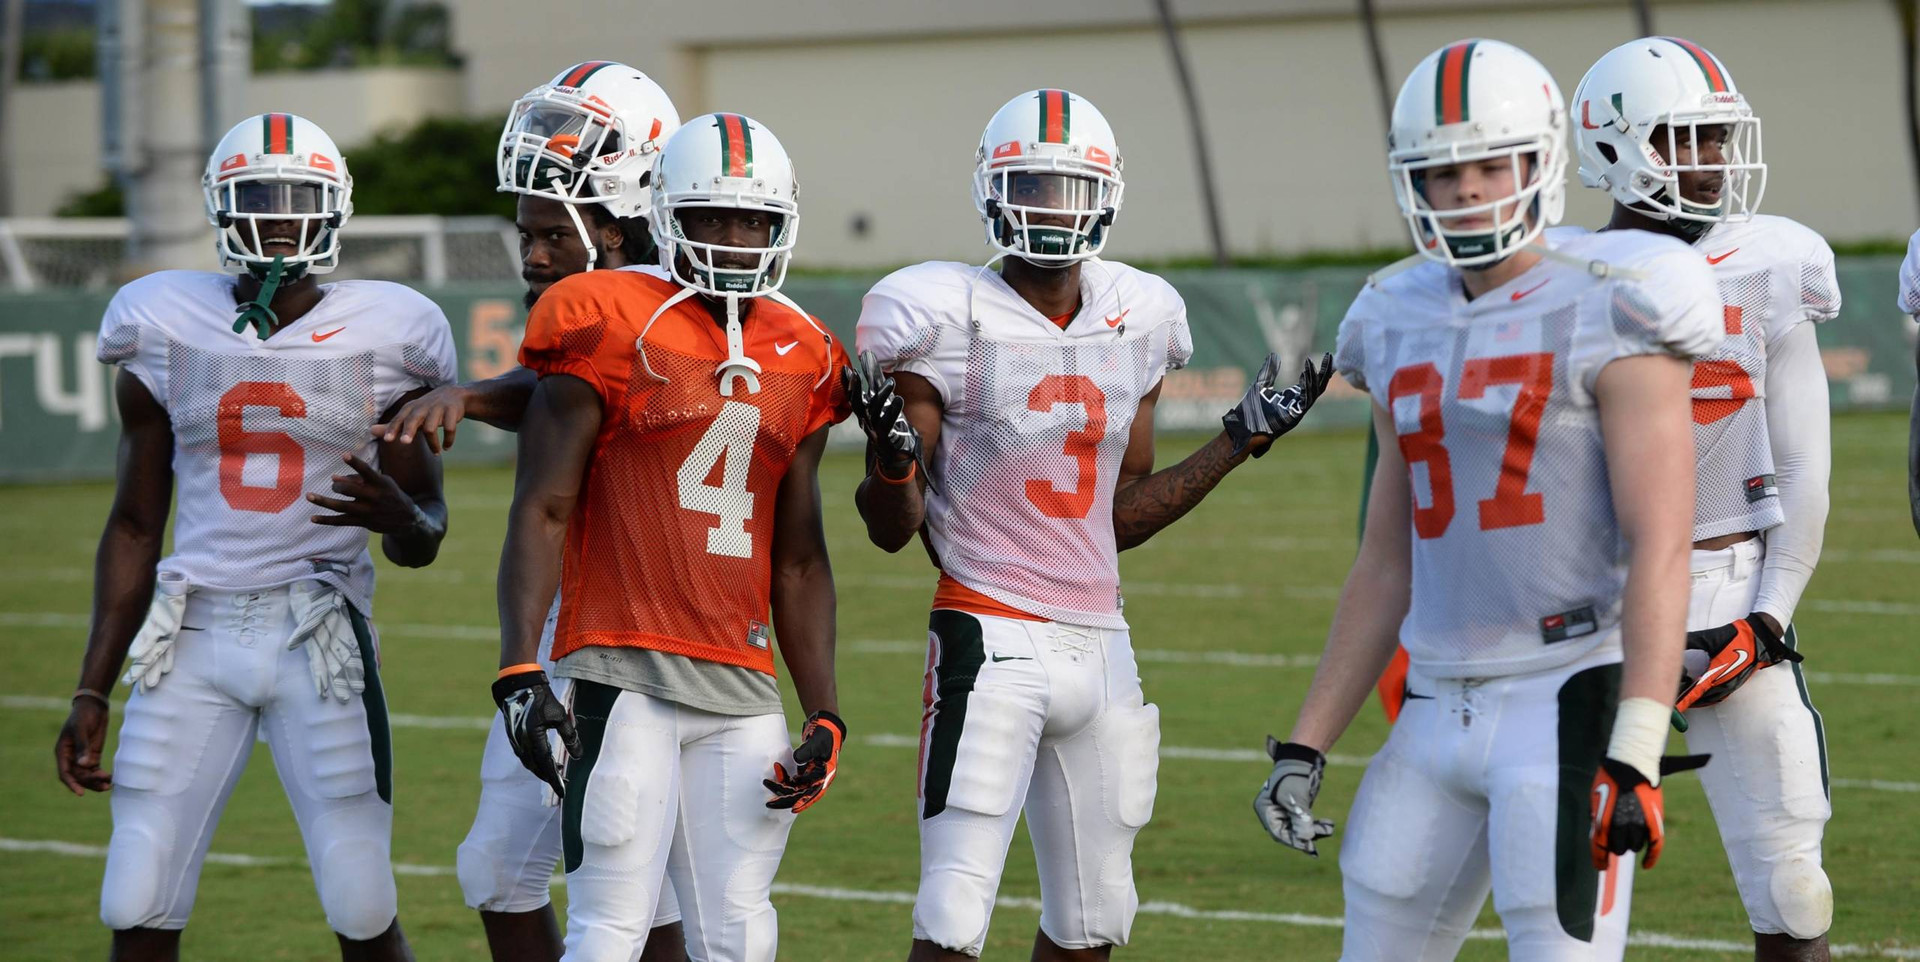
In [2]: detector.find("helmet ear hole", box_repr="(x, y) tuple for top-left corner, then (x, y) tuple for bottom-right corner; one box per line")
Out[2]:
(1597, 143), (1619, 165)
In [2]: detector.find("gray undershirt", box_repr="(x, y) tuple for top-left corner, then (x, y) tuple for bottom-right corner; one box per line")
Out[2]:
(555, 645), (783, 716)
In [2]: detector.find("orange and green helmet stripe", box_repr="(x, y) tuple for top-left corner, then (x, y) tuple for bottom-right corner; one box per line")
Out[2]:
(1433, 41), (1478, 125)
(262, 112), (294, 155)
(716, 113), (753, 178)
(1661, 37), (1730, 93)
(1036, 89), (1072, 144)
(558, 60), (615, 88)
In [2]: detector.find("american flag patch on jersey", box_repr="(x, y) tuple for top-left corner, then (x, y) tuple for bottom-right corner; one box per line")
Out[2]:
(1540, 606), (1598, 644)
(1745, 474), (1778, 503)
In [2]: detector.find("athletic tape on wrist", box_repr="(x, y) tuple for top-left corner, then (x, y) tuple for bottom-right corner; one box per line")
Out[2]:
(1606, 696), (1671, 785)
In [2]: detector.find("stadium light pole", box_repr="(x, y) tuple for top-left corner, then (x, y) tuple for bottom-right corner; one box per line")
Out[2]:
(1152, 0), (1230, 267)
(1357, 0), (1392, 126)
(1900, 0), (1919, 222)
(1631, 0), (1655, 37)
(124, 0), (207, 276)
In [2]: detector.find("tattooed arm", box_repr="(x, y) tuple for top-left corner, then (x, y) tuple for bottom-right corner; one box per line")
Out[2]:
(1112, 382), (1251, 551)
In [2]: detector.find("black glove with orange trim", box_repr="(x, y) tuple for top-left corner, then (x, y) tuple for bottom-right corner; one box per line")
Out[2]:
(493, 665), (580, 799)
(1589, 753), (1710, 869)
(765, 710), (847, 813)
(1675, 614), (1801, 713)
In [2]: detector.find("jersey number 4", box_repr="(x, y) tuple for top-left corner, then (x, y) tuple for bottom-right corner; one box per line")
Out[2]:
(1389, 353), (1552, 539)
(678, 400), (760, 558)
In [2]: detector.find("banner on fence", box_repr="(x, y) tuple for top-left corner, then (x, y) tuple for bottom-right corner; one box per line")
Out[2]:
(3, 260), (1914, 482)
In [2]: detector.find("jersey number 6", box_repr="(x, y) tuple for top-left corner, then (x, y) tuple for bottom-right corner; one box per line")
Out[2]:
(1388, 352), (1552, 539)
(217, 381), (307, 514)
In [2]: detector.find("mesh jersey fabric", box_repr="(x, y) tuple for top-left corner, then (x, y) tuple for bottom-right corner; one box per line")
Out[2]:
(95, 270), (457, 615)
(520, 266), (849, 674)
(857, 259), (1192, 628)
(1335, 230), (1723, 679)
(1901, 228), (1920, 315)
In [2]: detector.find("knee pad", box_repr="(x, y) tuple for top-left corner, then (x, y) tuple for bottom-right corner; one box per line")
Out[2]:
(456, 801), (559, 912)
(913, 868), (994, 957)
(1093, 701), (1160, 830)
(99, 816), (172, 931)
(315, 831), (397, 940)
(1768, 856), (1832, 940)
(569, 925), (640, 962)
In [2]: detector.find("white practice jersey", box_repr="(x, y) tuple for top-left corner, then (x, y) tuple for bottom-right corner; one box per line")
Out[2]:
(858, 259), (1192, 628)
(97, 270), (457, 615)
(1552, 219), (1840, 541)
(1901, 228), (1920, 315)
(1337, 232), (1722, 678)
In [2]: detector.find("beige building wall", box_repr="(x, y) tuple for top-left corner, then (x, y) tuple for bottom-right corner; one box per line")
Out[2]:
(454, 0), (1917, 268)
(4, 67), (464, 217)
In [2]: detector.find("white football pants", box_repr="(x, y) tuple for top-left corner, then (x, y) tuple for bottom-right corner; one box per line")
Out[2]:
(912, 610), (1160, 957)
(1682, 538), (1832, 939)
(99, 585), (398, 940)
(1339, 641), (1634, 961)
(560, 681), (794, 962)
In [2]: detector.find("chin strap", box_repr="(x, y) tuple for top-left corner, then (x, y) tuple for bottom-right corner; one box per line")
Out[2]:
(562, 201), (598, 272)
(714, 293), (763, 396)
(232, 255), (287, 340)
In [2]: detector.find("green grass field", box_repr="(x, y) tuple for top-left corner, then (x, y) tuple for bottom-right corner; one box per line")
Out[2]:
(3, 414), (1916, 960)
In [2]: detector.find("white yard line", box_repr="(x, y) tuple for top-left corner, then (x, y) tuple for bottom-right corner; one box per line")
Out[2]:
(0, 837), (1913, 958)
(8, 695), (1913, 795)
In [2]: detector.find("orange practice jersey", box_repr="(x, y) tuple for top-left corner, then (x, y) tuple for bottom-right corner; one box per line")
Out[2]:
(520, 267), (849, 674)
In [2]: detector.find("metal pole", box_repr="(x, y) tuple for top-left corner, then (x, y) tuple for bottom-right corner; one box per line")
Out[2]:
(126, 0), (208, 274)
(200, 0), (250, 158)
(1632, 0), (1655, 37)
(0, 0), (25, 215)
(1152, 0), (1230, 266)
(1900, 0), (1920, 221)
(1357, 0), (1393, 126)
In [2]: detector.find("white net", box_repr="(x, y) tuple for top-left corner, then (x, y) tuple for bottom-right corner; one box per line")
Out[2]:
(0, 216), (520, 290)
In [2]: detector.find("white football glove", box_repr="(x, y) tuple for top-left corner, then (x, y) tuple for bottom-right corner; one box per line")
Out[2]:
(288, 580), (364, 703)
(1253, 736), (1337, 856)
(122, 572), (191, 693)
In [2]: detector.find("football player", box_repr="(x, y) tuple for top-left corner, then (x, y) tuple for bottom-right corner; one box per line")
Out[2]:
(492, 113), (849, 962)
(1569, 38), (1840, 960)
(390, 62), (691, 962)
(1902, 229), (1920, 539)
(51, 112), (455, 961)
(851, 89), (1332, 961)
(1251, 41), (1723, 960)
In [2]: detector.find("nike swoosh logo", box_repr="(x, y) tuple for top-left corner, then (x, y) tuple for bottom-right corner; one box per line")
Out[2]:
(1581, 101), (1601, 130)
(1592, 783), (1612, 825)
(989, 653), (1033, 662)
(1402, 690), (1434, 701)
(775, 341), (799, 355)
(1705, 248), (1739, 265)
(179, 625), (205, 632)
(1510, 279), (1550, 301)
(1697, 647), (1750, 685)
(312, 327), (346, 342)
(1104, 309), (1130, 328)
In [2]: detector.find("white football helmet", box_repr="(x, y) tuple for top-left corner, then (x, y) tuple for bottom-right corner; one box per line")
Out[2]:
(972, 89), (1124, 266)
(650, 112), (799, 299)
(1387, 40), (1567, 268)
(497, 60), (681, 219)
(1573, 37), (1764, 234)
(203, 112), (352, 278)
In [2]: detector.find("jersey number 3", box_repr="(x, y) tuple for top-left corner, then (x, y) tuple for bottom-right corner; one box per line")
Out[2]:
(1389, 353), (1552, 539)
(678, 400), (760, 558)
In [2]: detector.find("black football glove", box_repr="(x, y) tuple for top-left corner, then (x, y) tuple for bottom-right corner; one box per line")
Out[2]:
(1675, 614), (1801, 713)
(764, 710), (847, 813)
(1253, 737), (1337, 856)
(492, 668), (581, 800)
(841, 351), (931, 488)
(1590, 753), (1710, 869)
(1223, 352), (1334, 458)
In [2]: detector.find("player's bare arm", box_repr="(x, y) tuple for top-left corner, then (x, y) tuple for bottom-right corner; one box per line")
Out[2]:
(853, 370), (943, 552)
(1597, 354), (1696, 709)
(771, 425), (841, 719)
(1111, 383), (1238, 550)
(497, 373), (601, 670)
(309, 389), (448, 567)
(1253, 402), (1411, 856)
(55, 370), (174, 796)
(376, 366), (539, 452)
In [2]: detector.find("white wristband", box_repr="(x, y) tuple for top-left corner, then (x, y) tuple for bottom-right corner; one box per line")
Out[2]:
(1605, 696), (1671, 786)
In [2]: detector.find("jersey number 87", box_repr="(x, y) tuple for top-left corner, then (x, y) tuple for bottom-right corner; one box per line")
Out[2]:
(1389, 351), (1553, 539)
